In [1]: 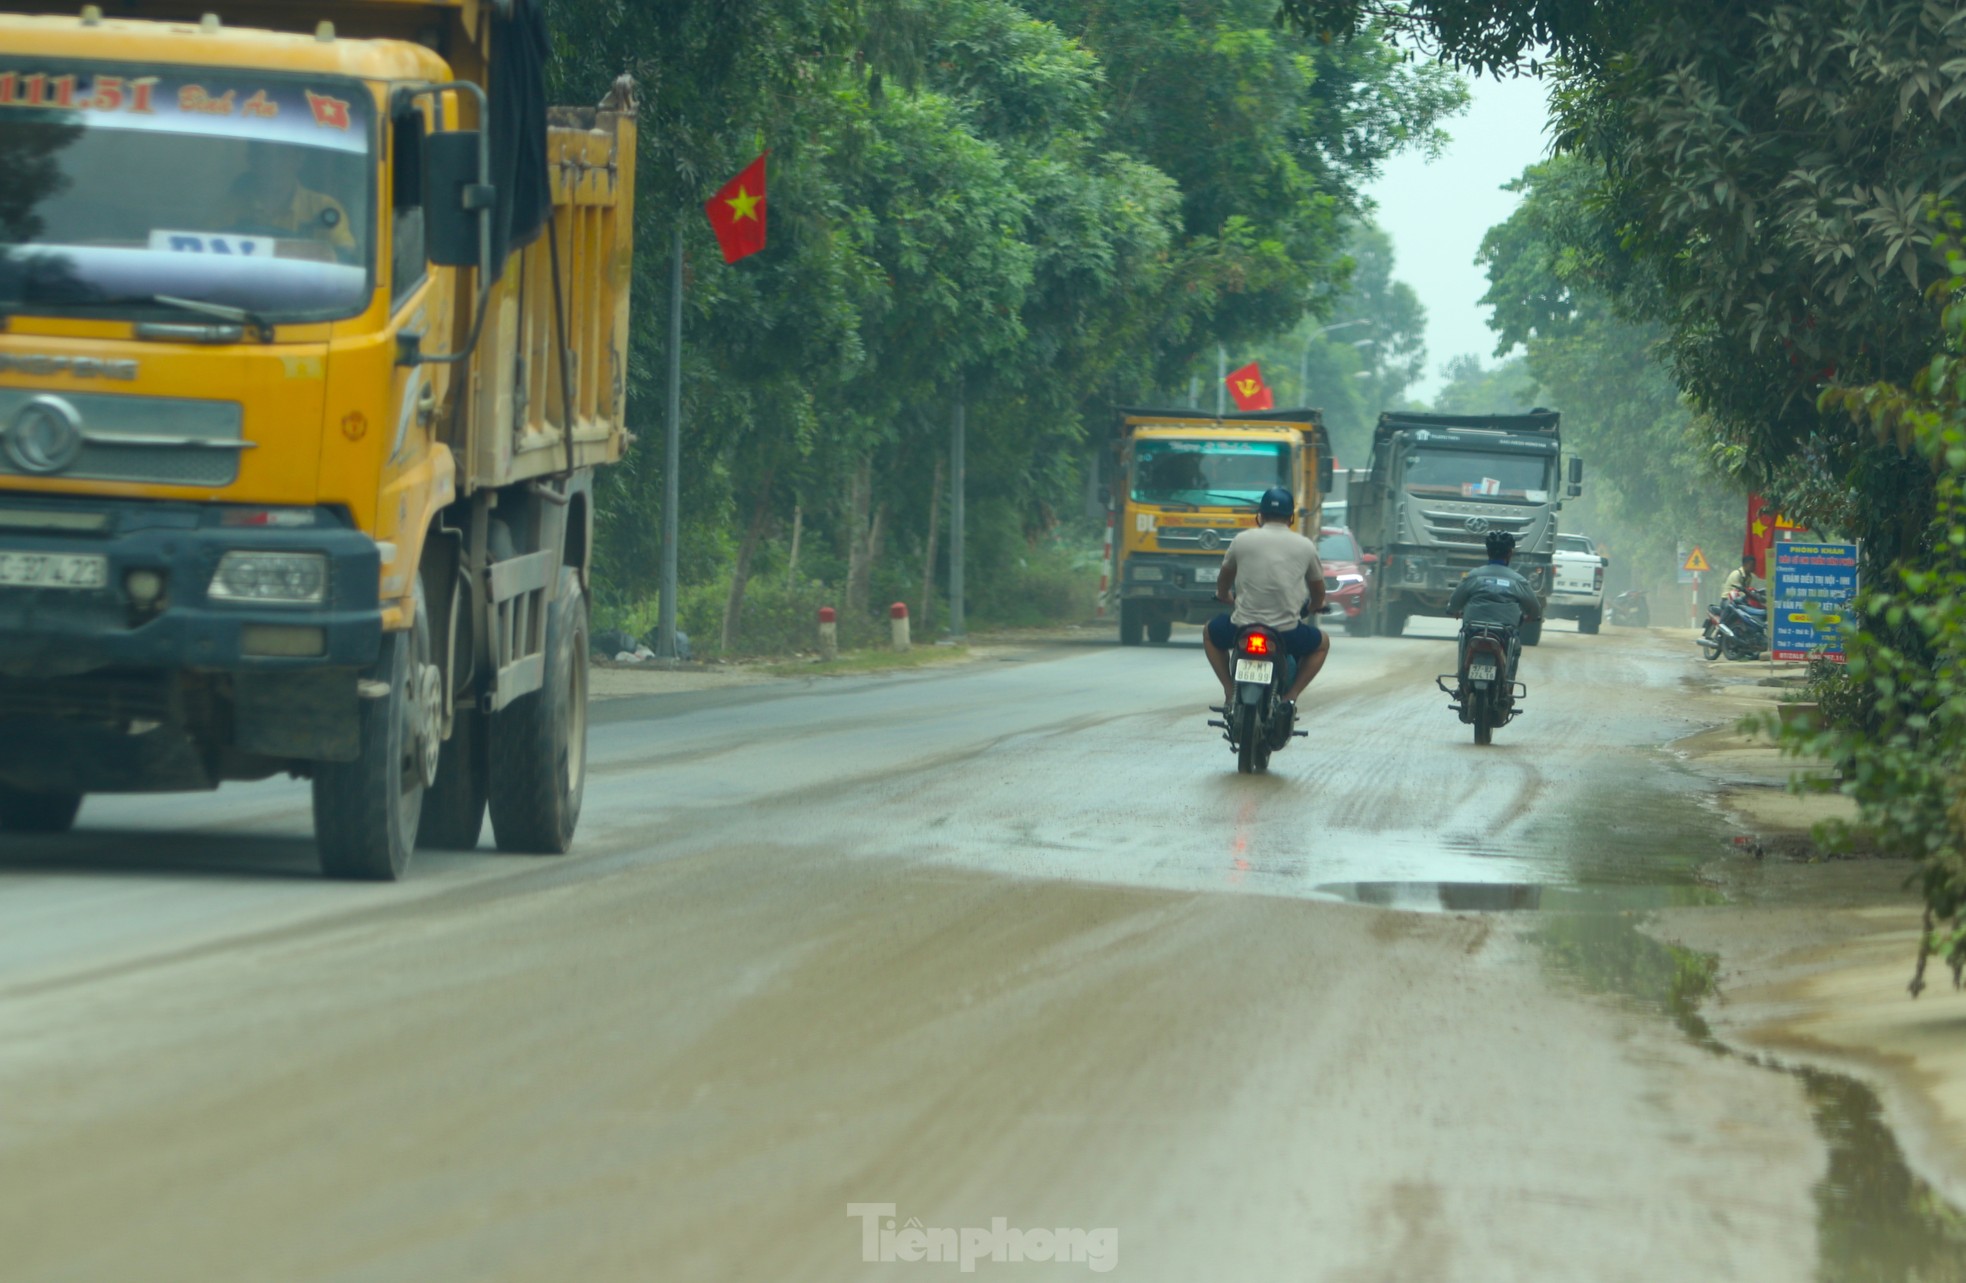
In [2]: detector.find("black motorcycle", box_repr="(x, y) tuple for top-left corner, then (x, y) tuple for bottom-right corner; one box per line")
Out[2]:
(1608, 589), (1650, 627)
(1208, 623), (1308, 774)
(1699, 590), (1767, 661)
(1436, 624), (1527, 745)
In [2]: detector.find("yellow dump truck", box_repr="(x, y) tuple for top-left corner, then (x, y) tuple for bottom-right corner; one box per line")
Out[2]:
(0, 0), (633, 877)
(1108, 407), (1331, 645)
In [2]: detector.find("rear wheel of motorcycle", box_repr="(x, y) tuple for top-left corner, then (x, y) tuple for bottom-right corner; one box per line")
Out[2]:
(1235, 706), (1259, 774)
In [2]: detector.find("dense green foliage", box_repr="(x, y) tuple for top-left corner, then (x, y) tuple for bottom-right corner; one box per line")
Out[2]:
(546, 0), (1464, 649)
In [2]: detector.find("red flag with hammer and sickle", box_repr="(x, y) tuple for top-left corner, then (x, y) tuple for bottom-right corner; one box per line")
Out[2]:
(705, 153), (768, 264)
(1225, 362), (1274, 412)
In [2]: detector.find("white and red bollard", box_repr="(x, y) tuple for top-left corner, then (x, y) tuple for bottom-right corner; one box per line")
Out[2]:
(890, 601), (911, 652)
(818, 605), (838, 661)
(1096, 507), (1114, 618)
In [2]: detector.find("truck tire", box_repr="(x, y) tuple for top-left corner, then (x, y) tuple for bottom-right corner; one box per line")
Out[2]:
(0, 786), (82, 834)
(1520, 619), (1544, 647)
(488, 567), (588, 855)
(313, 615), (428, 881)
(1147, 619), (1173, 644)
(1578, 607), (1602, 635)
(1120, 602), (1145, 646)
(1383, 603), (1408, 637)
(419, 704), (488, 850)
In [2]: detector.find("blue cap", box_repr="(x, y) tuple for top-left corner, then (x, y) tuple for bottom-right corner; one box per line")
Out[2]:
(1258, 486), (1294, 520)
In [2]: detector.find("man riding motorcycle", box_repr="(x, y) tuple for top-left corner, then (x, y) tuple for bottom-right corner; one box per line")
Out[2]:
(1447, 531), (1543, 680)
(1204, 485), (1330, 733)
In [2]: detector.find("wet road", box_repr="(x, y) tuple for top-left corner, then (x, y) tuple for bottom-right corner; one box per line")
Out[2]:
(0, 621), (1882, 1280)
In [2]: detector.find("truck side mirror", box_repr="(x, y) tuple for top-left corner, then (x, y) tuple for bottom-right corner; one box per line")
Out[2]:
(1566, 456), (1584, 497)
(1318, 455), (1335, 495)
(425, 129), (494, 269)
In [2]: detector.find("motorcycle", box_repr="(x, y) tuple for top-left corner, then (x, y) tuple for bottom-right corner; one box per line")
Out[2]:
(1435, 624), (1527, 745)
(1608, 588), (1650, 627)
(1208, 622), (1309, 774)
(1699, 589), (1767, 661)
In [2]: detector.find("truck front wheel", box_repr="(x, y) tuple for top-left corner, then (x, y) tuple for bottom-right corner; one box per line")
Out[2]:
(488, 568), (588, 855)
(1146, 618), (1173, 644)
(1119, 601), (1144, 646)
(0, 786), (82, 834)
(313, 609), (430, 881)
(1520, 619), (1545, 647)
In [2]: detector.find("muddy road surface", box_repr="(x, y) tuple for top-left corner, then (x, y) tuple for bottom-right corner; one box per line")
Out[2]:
(0, 622), (1941, 1280)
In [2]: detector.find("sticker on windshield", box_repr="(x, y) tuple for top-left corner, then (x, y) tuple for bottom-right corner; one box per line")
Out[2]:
(1525, 489), (1549, 503)
(1462, 478), (1503, 497)
(149, 230), (278, 256)
(306, 91), (351, 131)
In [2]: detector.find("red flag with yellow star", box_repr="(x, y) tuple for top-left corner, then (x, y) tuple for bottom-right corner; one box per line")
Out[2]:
(1225, 362), (1274, 411)
(706, 153), (767, 264)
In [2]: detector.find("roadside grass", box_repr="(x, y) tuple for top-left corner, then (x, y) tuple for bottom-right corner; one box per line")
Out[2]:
(765, 645), (971, 679)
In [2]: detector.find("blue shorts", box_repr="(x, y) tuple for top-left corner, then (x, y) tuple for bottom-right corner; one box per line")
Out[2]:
(1206, 613), (1324, 657)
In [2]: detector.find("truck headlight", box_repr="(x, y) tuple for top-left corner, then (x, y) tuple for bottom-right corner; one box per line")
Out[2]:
(208, 551), (328, 605)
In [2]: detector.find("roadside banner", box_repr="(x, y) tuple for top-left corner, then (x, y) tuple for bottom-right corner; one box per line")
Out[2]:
(1745, 494), (1801, 575)
(1771, 541), (1859, 663)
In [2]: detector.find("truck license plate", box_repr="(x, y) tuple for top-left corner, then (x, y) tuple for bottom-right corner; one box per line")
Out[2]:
(1193, 565), (1217, 584)
(1468, 662), (1499, 681)
(0, 552), (107, 590)
(1234, 659), (1273, 684)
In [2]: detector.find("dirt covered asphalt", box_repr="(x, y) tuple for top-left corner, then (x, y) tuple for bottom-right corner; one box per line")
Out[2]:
(1, 621), (1962, 1280)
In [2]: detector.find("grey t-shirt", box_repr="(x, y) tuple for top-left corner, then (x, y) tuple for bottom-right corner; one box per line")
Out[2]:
(1448, 561), (1542, 628)
(1223, 522), (1322, 629)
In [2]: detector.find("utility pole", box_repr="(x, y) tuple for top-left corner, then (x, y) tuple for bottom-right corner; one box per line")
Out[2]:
(949, 395), (966, 639)
(657, 222), (684, 659)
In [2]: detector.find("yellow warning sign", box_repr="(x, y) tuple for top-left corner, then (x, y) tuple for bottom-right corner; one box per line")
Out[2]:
(1683, 547), (1711, 573)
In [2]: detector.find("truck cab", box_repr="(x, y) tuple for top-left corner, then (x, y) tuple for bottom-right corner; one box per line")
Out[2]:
(1109, 407), (1331, 645)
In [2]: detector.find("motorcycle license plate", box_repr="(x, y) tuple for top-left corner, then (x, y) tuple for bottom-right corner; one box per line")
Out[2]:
(1468, 662), (1499, 682)
(1234, 659), (1273, 684)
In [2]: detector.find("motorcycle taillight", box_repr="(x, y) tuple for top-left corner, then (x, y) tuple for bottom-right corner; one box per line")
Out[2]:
(1243, 632), (1272, 656)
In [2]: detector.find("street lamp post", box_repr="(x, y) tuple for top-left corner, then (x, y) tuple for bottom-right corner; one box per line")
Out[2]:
(1300, 318), (1373, 404)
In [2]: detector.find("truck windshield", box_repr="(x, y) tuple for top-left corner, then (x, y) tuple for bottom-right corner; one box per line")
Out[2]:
(1401, 449), (1552, 502)
(1132, 439), (1289, 506)
(0, 60), (373, 323)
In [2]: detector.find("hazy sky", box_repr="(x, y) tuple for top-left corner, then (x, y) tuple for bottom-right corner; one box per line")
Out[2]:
(1363, 71), (1555, 401)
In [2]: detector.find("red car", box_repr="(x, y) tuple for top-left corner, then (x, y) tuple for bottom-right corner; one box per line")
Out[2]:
(1318, 527), (1373, 636)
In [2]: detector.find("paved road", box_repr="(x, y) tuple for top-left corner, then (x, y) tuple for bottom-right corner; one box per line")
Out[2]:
(0, 622), (1837, 1281)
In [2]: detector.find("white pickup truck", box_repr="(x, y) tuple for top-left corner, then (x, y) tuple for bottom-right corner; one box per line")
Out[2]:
(1549, 533), (1606, 634)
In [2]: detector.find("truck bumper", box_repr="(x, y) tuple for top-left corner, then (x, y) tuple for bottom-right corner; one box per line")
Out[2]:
(1120, 555), (1222, 623)
(0, 497), (383, 792)
(1378, 549), (1552, 612)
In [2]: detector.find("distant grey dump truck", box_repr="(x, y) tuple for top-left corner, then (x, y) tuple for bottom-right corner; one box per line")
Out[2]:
(1347, 410), (1580, 645)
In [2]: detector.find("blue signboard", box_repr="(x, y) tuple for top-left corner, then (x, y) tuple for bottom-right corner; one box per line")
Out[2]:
(1771, 542), (1859, 663)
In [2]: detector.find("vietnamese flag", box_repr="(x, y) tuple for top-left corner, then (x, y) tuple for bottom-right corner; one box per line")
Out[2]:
(1226, 361), (1274, 411)
(705, 153), (767, 264)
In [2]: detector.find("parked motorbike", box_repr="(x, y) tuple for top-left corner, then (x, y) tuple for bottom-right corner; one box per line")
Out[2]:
(1435, 624), (1527, 745)
(1608, 589), (1650, 628)
(1208, 623), (1309, 774)
(1698, 589), (1767, 661)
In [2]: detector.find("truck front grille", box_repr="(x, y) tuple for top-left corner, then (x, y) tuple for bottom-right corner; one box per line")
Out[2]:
(0, 390), (248, 488)
(1419, 509), (1536, 547)
(1155, 526), (1243, 551)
